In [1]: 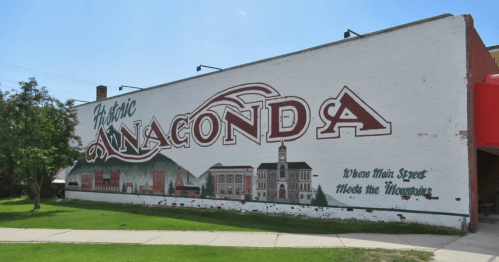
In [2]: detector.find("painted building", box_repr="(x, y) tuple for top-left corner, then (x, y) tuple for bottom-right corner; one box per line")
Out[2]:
(95, 171), (120, 192)
(256, 142), (312, 204)
(174, 167), (200, 197)
(209, 165), (253, 200)
(65, 14), (499, 232)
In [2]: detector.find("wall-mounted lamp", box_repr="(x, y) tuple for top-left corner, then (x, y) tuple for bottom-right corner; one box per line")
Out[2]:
(344, 29), (362, 39)
(196, 65), (222, 72)
(119, 85), (143, 91)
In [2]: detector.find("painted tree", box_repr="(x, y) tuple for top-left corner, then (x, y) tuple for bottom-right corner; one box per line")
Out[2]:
(311, 185), (328, 207)
(0, 78), (85, 209)
(168, 180), (174, 195)
(200, 184), (206, 198)
(205, 172), (214, 198)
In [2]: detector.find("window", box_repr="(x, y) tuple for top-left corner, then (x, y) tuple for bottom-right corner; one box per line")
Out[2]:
(308, 184), (310, 190)
(236, 187), (240, 194)
(307, 194), (311, 200)
(263, 192), (266, 197)
(300, 172), (303, 180)
(228, 185), (233, 194)
(280, 165), (285, 178)
(236, 175), (242, 183)
(219, 175), (225, 183)
(258, 192), (261, 197)
(220, 186), (225, 194)
(300, 194), (304, 199)
(227, 175), (233, 183)
(300, 184), (303, 190)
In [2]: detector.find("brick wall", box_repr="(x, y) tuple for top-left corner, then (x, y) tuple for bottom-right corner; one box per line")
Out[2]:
(465, 15), (499, 232)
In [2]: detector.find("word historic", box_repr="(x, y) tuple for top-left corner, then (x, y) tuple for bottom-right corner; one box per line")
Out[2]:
(86, 83), (392, 163)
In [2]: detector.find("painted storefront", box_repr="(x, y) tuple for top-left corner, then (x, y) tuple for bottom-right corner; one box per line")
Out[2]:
(66, 14), (499, 230)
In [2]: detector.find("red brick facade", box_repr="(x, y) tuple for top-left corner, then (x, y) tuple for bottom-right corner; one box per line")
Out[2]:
(152, 170), (165, 195)
(209, 166), (254, 200)
(465, 15), (499, 232)
(81, 175), (93, 191)
(95, 171), (120, 192)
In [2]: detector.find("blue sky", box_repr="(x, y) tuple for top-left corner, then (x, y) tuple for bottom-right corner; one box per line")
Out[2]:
(1, 0), (498, 103)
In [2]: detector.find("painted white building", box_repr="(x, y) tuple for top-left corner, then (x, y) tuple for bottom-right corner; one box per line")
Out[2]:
(66, 14), (499, 232)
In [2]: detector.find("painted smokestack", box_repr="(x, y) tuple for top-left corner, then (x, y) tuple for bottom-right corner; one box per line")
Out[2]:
(96, 85), (107, 101)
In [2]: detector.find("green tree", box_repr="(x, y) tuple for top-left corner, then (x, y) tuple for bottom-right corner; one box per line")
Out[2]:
(122, 182), (126, 193)
(0, 78), (85, 209)
(200, 184), (206, 198)
(311, 185), (328, 207)
(205, 172), (214, 198)
(168, 180), (174, 195)
(134, 182), (138, 194)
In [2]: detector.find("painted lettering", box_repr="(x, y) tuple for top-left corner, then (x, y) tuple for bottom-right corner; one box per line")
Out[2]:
(372, 168), (394, 179)
(119, 120), (142, 153)
(266, 97), (310, 143)
(93, 98), (137, 130)
(343, 168), (370, 178)
(336, 183), (363, 194)
(397, 168), (428, 180)
(384, 184), (432, 196)
(142, 117), (171, 150)
(317, 86), (391, 139)
(193, 113), (220, 147)
(223, 105), (261, 145)
(365, 185), (380, 194)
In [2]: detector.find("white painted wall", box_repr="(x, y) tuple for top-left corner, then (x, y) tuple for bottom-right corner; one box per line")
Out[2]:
(69, 15), (470, 227)
(67, 191), (466, 229)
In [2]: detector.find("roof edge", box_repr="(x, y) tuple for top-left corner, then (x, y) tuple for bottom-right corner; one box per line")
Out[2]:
(75, 13), (455, 107)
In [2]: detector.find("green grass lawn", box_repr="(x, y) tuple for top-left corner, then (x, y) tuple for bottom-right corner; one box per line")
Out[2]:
(0, 243), (434, 262)
(0, 198), (465, 235)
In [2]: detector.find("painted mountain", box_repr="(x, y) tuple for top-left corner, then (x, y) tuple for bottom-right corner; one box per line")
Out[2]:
(66, 124), (198, 191)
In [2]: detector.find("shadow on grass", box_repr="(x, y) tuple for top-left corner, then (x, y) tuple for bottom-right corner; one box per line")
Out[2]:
(49, 199), (465, 236)
(0, 210), (74, 225)
(0, 198), (35, 205)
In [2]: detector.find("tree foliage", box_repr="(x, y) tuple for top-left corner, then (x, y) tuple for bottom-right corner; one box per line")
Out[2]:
(200, 184), (206, 198)
(0, 78), (85, 208)
(168, 180), (174, 195)
(311, 185), (328, 207)
(205, 172), (214, 198)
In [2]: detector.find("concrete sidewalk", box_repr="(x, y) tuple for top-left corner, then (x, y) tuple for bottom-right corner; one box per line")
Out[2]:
(0, 227), (497, 262)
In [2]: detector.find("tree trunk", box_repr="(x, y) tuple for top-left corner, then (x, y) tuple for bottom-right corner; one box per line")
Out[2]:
(34, 195), (40, 209)
(25, 170), (42, 210)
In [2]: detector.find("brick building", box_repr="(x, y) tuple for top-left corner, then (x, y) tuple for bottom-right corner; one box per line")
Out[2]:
(174, 167), (200, 197)
(81, 175), (93, 191)
(152, 170), (166, 195)
(209, 165), (253, 200)
(94, 171), (120, 192)
(256, 142), (312, 204)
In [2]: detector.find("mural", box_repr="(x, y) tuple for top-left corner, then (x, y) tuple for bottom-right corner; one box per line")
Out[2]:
(66, 81), (444, 210)
(65, 15), (478, 230)
(67, 135), (345, 206)
(68, 83), (388, 206)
